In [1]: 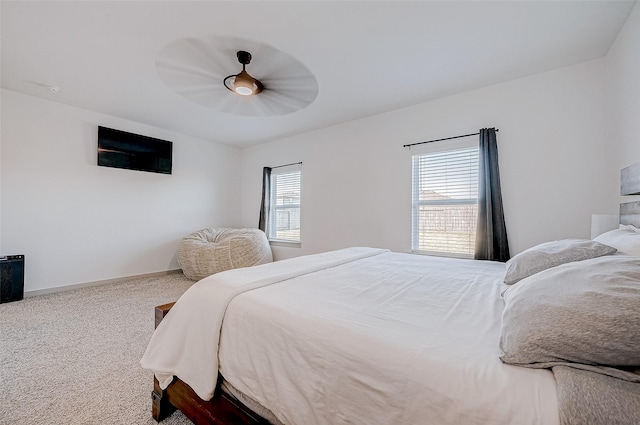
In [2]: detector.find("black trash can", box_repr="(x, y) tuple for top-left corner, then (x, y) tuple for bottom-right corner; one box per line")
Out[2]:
(0, 255), (25, 303)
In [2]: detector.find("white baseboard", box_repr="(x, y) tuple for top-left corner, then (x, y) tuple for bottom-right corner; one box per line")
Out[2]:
(24, 269), (183, 298)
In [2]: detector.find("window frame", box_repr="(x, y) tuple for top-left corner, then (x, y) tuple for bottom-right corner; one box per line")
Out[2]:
(410, 140), (479, 258)
(267, 164), (302, 246)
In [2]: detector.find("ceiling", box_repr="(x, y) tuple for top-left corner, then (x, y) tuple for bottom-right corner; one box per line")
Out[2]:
(1, 1), (636, 148)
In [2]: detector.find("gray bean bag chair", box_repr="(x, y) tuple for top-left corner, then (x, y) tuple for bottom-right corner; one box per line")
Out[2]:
(177, 227), (273, 281)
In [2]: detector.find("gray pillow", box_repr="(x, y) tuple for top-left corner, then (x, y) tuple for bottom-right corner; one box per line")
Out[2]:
(500, 255), (640, 382)
(503, 239), (616, 285)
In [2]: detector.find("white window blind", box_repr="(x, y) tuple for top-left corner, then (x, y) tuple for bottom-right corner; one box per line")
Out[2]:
(269, 168), (301, 242)
(412, 146), (479, 256)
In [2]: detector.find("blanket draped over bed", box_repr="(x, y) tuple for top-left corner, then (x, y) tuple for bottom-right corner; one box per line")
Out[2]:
(141, 247), (637, 425)
(141, 247), (388, 400)
(552, 366), (640, 425)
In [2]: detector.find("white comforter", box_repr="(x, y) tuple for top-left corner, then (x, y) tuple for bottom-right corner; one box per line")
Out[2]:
(141, 247), (559, 425)
(141, 247), (387, 399)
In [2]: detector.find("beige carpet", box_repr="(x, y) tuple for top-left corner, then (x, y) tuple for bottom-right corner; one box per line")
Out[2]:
(0, 273), (196, 425)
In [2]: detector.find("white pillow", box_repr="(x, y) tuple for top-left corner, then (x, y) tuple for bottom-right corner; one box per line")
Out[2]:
(503, 239), (616, 285)
(620, 224), (640, 233)
(594, 226), (640, 257)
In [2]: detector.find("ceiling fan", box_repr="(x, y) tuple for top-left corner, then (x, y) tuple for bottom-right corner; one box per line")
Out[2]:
(223, 50), (264, 96)
(156, 36), (319, 117)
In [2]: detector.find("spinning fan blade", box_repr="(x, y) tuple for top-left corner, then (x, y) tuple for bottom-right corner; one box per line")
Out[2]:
(156, 36), (319, 116)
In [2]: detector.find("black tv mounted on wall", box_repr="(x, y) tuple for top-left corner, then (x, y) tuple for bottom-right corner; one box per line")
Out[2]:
(97, 126), (173, 175)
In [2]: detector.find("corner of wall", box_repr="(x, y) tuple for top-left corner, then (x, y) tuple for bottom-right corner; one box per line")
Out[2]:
(1, 90), (242, 292)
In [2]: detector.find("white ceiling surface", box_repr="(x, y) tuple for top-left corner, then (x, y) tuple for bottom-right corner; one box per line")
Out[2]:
(1, 1), (636, 147)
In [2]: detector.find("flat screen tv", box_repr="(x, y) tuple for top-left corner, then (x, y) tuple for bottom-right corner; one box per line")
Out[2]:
(97, 126), (172, 174)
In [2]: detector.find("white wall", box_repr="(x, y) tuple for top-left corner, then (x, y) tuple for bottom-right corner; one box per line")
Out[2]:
(239, 58), (609, 260)
(1, 89), (241, 292)
(3, 4), (635, 292)
(606, 1), (640, 207)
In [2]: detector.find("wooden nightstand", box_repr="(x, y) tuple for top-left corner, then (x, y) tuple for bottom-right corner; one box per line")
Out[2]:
(154, 302), (176, 329)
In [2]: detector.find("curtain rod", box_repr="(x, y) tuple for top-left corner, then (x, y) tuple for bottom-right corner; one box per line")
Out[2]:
(403, 129), (499, 148)
(271, 161), (302, 169)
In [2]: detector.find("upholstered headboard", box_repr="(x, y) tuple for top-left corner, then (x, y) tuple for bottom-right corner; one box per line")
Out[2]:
(621, 162), (640, 196)
(620, 201), (640, 227)
(620, 162), (640, 227)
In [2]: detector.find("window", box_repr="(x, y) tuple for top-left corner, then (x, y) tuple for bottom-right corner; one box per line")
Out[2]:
(268, 167), (301, 243)
(411, 146), (479, 257)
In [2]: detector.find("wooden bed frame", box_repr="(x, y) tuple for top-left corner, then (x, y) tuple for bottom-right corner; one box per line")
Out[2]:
(151, 302), (271, 425)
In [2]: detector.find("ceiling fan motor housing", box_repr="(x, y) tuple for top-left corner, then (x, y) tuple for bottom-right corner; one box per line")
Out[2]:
(237, 50), (252, 65)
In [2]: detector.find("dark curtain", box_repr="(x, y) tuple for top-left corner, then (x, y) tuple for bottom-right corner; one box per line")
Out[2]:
(475, 128), (510, 262)
(258, 167), (272, 232)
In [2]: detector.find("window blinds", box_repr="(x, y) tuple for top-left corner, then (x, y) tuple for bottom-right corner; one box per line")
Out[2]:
(269, 169), (301, 242)
(412, 147), (479, 256)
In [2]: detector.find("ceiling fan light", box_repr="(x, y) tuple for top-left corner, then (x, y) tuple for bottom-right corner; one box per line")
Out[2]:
(234, 70), (255, 96)
(223, 51), (265, 96)
(235, 86), (254, 96)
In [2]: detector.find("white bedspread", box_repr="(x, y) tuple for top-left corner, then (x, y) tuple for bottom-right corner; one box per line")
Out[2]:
(140, 247), (387, 400)
(141, 248), (559, 425)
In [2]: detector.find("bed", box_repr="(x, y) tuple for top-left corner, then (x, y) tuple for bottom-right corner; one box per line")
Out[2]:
(141, 207), (640, 425)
